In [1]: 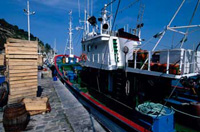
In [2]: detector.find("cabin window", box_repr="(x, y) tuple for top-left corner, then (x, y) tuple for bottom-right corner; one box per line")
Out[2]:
(82, 44), (85, 51)
(87, 45), (91, 52)
(95, 45), (97, 49)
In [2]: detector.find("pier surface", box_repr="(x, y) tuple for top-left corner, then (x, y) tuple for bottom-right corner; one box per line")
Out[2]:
(0, 71), (106, 132)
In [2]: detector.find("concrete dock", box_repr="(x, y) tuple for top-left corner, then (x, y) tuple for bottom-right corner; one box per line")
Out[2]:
(0, 71), (106, 132)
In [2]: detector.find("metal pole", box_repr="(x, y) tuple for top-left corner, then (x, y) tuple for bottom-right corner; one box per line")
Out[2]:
(148, 51), (151, 71)
(166, 50), (170, 74)
(24, 0), (35, 41)
(27, 0), (30, 41)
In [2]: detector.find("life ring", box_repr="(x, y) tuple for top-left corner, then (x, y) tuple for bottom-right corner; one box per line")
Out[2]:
(80, 53), (87, 61)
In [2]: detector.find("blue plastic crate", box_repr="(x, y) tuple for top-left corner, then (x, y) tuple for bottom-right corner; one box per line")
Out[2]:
(0, 75), (5, 84)
(152, 108), (175, 132)
(136, 103), (175, 132)
(53, 76), (57, 81)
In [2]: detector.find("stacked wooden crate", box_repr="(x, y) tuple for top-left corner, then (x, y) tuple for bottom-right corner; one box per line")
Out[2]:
(0, 54), (4, 66)
(5, 38), (38, 104)
(38, 54), (43, 66)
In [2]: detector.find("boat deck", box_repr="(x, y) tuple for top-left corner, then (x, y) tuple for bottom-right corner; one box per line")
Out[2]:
(0, 70), (105, 132)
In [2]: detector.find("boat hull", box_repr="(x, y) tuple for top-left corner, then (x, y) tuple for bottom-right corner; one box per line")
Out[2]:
(55, 55), (153, 132)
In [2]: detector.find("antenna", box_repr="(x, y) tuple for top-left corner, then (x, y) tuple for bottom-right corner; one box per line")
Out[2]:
(24, 0), (35, 41)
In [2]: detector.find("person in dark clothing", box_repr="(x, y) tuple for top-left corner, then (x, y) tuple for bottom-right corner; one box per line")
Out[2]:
(50, 65), (56, 77)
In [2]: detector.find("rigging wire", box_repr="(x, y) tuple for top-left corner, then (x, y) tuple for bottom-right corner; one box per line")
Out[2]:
(74, 30), (83, 48)
(171, 106), (200, 119)
(118, 0), (139, 13)
(87, 0), (90, 16)
(63, 38), (68, 54)
(180, 0), (200, 48)
(101, 0), (117, 10)
(72, 30), (81, 47)
(64, 29), (82, 55)
(78, 0), (81, 19)
(188, 27), (200, 35)
(91, 0), (93, 16)
(111, 0), (121, 33)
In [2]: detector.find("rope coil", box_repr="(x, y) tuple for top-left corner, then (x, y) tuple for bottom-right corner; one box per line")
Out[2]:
(136, 102), (174, 118)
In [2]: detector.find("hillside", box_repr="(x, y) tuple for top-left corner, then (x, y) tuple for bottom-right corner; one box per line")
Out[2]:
(0, 19), (52, 53)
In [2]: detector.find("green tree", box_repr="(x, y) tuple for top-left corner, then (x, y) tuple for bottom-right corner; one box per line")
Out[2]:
(45, 43), (51, 53)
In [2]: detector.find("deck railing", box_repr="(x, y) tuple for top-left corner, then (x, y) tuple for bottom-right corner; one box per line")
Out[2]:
(130, 49), (200, 75)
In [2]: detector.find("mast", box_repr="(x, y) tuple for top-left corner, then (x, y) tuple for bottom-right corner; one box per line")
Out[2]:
(24, 0), (35, 41)
(68, 10), (74, 57)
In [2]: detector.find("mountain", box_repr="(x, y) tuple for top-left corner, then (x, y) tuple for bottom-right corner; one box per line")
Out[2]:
(0, 19), (52, 53)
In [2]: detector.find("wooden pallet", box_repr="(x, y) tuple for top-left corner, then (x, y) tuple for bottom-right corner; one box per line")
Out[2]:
(5, 38), (38, 104)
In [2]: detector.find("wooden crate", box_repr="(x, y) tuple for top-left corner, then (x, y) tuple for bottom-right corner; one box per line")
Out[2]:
(9, 86), (38, 95)
(0, 54), (4, 66)
(23, 97), (48, 111)
(8, 92), (37, 104)
(38, 55), (43, 66)
(5, 38), (38, 104)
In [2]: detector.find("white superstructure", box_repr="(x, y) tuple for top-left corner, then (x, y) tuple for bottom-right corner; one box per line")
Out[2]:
(81, 4), (141, 70)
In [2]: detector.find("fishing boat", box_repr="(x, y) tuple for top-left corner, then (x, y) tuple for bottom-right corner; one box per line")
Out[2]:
(55, 0), (200, 131)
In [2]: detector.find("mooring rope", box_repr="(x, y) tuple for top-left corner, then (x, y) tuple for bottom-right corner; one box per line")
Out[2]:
(171, 106), (200, 119)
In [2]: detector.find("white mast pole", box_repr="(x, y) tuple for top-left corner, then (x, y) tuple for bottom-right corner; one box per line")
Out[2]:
(87, 0), (90, 33)
(27, 1), (30, 41)
(84, 10), (87, 36)
(68, 10), (73, 57)
(24, 0), (35, 41)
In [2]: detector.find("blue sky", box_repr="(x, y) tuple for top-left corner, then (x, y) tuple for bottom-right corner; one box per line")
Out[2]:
(0, 0), (200, 55)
